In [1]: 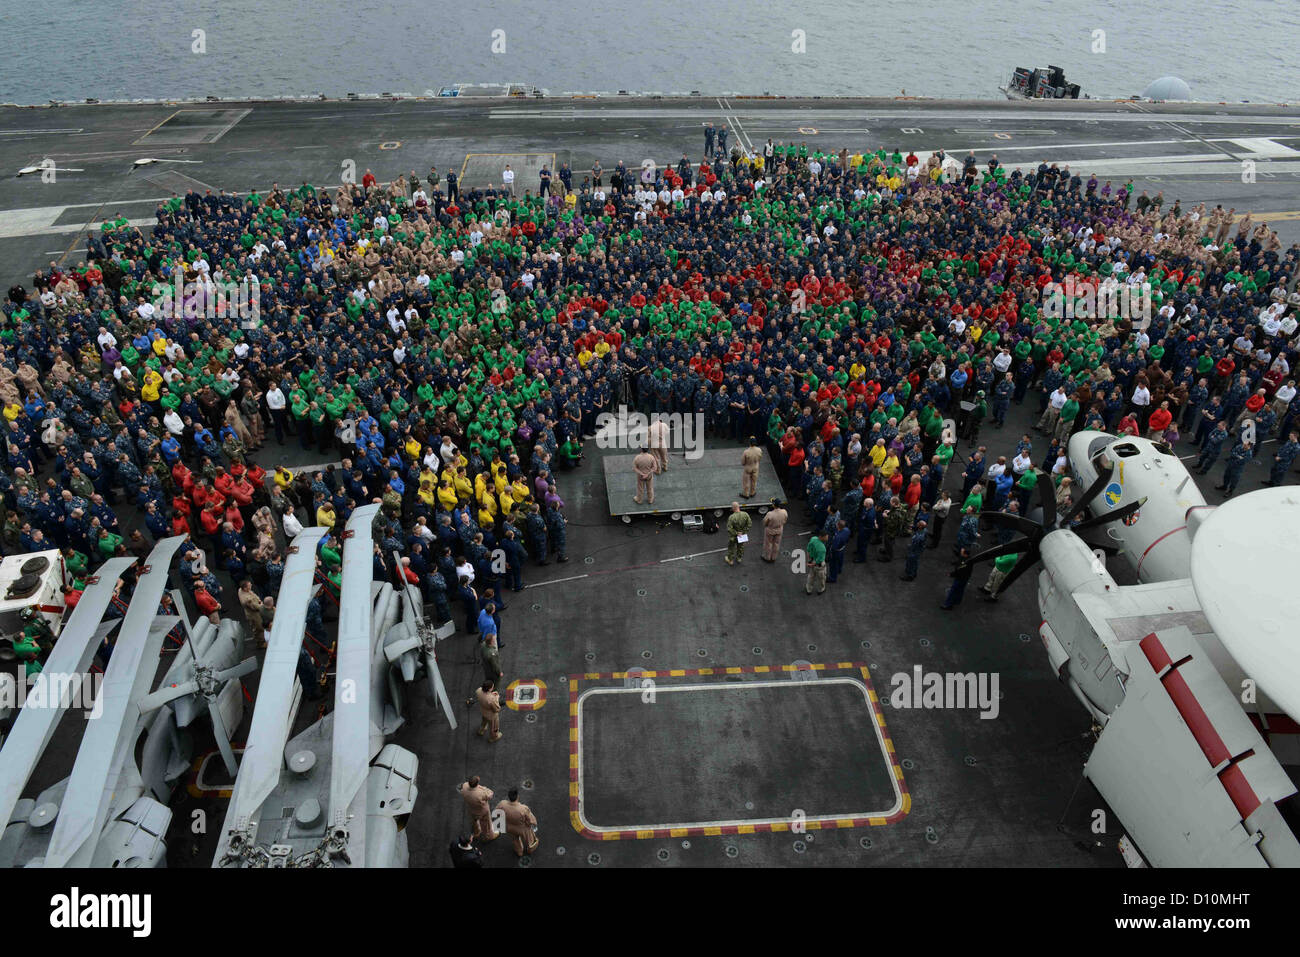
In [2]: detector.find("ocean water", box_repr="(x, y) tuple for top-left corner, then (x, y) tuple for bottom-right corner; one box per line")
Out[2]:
(1, 0), (1297, 105)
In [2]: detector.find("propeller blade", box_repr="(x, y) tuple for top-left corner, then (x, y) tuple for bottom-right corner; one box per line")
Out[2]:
(329, 504), (380, 862)
(992, 551), (1040, 594)
(139, 679), (200, 714)
(44, 536), (186, 868)
(964, 538), (1033, 568)
(424, 651), (458, 730)
(214, 657), (258, 685)
(1062, 458), (1114, 525)
(218, 525), (328, 863)
(980, 511), (1042, 537)
(0, 557), (135, 842)
(1072, 496), (1147, 534)
(1035, 471), (1057, 529)
(209, 695), (239, 780)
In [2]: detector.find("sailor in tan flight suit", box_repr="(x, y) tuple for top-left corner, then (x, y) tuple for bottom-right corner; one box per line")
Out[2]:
(633, 447), (657, 504)
(495, 788), (540, 857)
(476, 680), (503, 742)
(740, 437), (763, 497)
(648, 417), (670, 473)
(761, 498), (788, 562)
(459, 776), (498, 841)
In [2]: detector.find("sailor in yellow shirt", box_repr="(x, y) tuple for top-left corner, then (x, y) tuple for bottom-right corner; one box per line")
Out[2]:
(493, 464), (509, 495)
(141, 369), (163, 402)
(498, 487), (516, 519)
(316, 502), (337, 530)
(593, 339), (611, 360)
(880, 451), (900, 480)
(437, 478), (458, 511)
(869, 439), (888, 470)
(849, 361), (866, 381)
(474, 472), (490, 502)
(418, 480), (437, 510)
(453, 470), (474, 505)
(511, 477), (532, 505)
(2, 402), (21, 422)
(151, 337), (168, 357)
(577, 348), (594, 368)
(274, 466), (294, 491)
(405, 435), (422, 461)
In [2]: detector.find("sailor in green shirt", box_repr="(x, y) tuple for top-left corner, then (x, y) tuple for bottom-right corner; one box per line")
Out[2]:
(805, 531), (828, 595)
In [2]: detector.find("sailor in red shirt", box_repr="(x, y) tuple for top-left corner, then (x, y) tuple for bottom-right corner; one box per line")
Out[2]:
(194, 581), (221, 621)
(1146, 402), (1173, 438)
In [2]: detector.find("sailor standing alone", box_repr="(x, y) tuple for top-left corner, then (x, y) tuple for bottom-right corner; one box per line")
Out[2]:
(633, 446), (657, 505)
(761, 498), (787, 562)
(725, 501), (752, 566)
(740, 437), (763, 498)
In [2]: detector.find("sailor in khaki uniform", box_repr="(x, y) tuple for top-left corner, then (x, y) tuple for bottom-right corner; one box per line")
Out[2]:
(476, 680), (503, 742)
(459, 776), (498, 841)
(740, 438), (763, 497)
(648, 417), (670, 473)
(633, 447), (657, 504)
(761, 498), (788, 562)
(495, 788), (540, 857)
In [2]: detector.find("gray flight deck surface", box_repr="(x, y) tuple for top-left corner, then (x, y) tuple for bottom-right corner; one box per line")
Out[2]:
(3, 95), (1300, 867)
(602, 448), (784, 518)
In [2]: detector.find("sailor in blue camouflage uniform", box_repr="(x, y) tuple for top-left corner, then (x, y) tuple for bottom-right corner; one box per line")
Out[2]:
(524, 503), (549, 565)
(900, 521), (928, 581)
(545, 501), (568, 562)
(1264, 431), (1299, 487)
(1195, 422), (1229, 475)
(1216, 439), (1254, 497)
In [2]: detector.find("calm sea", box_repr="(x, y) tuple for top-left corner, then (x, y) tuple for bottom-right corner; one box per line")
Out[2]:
(1, 0), (1297, 105)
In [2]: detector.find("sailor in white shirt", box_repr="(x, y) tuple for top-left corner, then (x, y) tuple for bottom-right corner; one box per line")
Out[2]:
(404, 305), (420, 327)
(987, 457), (1007, 482)
(1273, 381), (1296, 419)
(658, 187), (672, 205)
(671, 186), (685, 203)
(1011, 451), (1032, 477)
(502, 165), (515, 194)
(1130, 382), (1151, 412)
(992, 349), (1012, 375)
(415, 271), (431, 289)
(712, 187), (726, 203)
(393, 342), (407, 364)
(521, 268), (535, 291)
(97, 327), (117, 351)
(282, 509), (304, 539)
(163, 408), (186, 436)
(387, 306), (406, 333)
(266, 384), (286, 413)
(948, 315), (966, 336)
(450, 248), (465, 265)
(456, 558), (475, 585)
(440, 436), (459, 467)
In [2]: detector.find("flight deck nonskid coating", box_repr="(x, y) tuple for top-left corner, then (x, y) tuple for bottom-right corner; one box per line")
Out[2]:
(602, 447), (786, 519)
(571, 667), (908, 839)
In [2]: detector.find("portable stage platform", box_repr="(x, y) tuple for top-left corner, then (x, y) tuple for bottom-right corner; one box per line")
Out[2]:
(602, 448), (786, 522)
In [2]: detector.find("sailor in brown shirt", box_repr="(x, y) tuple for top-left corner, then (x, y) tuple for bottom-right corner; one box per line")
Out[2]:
(761, 498), (788, 562)
(633, 447), (657, 505)
(495, 788), (540, 857)
(740, 437), (763, 498)
(476, 680), (503, 742)
(458, 775), (498, 842)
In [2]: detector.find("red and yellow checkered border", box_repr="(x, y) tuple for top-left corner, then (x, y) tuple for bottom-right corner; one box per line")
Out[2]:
(566, 662), (911, 840)
(505, 677), (548, 711)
